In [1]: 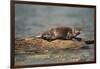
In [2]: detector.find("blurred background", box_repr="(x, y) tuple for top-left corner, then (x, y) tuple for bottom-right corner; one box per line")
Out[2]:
(15, 4), (95, 39)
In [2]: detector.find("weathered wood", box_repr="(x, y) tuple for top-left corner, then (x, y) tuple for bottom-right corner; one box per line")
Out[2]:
(15, 37), (94, 52)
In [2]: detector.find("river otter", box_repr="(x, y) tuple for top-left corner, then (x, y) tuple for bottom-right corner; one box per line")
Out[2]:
(36, 27), (81, 41)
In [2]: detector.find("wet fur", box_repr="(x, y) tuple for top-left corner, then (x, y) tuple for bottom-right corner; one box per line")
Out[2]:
(40, 27), (80, 41)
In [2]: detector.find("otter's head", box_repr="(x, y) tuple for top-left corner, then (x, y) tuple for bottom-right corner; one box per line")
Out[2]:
(41, 31), (53, 40)
(36, 31), (53, 40)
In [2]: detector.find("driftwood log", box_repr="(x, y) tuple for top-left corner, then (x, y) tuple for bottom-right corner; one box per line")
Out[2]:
(15, 37), (94, 53)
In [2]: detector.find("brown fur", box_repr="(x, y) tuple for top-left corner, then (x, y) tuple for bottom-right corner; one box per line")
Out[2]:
(40, 27), (80, 40)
